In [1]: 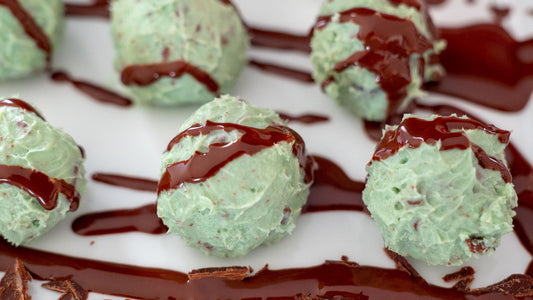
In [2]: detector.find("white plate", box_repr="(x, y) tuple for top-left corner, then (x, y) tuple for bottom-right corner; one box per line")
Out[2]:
(1, 0), (532, 299)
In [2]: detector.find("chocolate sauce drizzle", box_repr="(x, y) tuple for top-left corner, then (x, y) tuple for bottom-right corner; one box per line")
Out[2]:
(0, 165), (80, 211)
(0, 0), (52, 64)
(159, 121), (313, 195)
(51, 71), (133, 107)
(372, 115), (512, 183)
(314, 8), (433, 117)
(247, 26), (312, 53)
(64, 0), (110, 18)
(0, 98), (44, 120)
(278, 112), (330, 124)
(249, 59), (314, 83)
(91, 173), (157, 192)
(121, 61), (220, 93)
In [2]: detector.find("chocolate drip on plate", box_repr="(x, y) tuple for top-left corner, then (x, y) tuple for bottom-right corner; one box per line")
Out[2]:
(51, 71), (133, 107)
(249, 59), (314, 83)
(65, 0), (110, 18)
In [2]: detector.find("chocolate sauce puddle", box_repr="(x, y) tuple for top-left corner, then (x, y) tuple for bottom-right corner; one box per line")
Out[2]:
(51, 71), (133, 107)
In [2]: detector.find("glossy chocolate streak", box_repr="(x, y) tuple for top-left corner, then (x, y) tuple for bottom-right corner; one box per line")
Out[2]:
(51, 71), (133, 107)
(0, 165), (80, 211)
(249, 59), (314, 83)
(160, 121), (312, 194)
(65, 0), (110, 18)
(0, 98), (44, 120)
(121, 61), (219, 93)
(425, 24), (533, 111)
(72, 203), (166, 236)
(372, 115), (512, 183)
(278, 112), (330, 124)
(247, 26), (312, 53)
(0, 0), (52, 64)
(315, 8), (433, 117)
(0, 238), (527, 299)
(92, 173), (157, 192)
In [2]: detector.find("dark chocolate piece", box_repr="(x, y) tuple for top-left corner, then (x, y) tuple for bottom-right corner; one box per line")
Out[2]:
(443, 266), (475, 291)
(0, 258), (32, 300)
(42, 280), (88, 300)
(249, 59), (314, 83)
(188, 266), (251, 281)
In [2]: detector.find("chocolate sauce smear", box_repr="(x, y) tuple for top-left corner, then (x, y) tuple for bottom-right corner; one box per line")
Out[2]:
(0, 237), (529, 299)
(92, 173), (157, 192)
(425, 24), (533, 111)
(0, 98), (45, 120)
(247, 26), (312, 53)
(0, 0), (52, 64)
(249, 59), (314, 83)
(121, 61), (220, 93)
(159, 121), (313, 194)
(278, 112), (330, 124)
(64, 0), (110, 18)
(51, 71), (133, 107)
(315, 8), (433, 117)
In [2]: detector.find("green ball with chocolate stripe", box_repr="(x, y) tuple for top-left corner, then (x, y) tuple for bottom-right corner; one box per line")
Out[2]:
(362, 114), (517, 265)
(157, 95), (313, 257)
(310, 0), (445, 121)
(0, 0), (64, 80)
(111, 0), (248, 106)
(0, 99), (86, 246)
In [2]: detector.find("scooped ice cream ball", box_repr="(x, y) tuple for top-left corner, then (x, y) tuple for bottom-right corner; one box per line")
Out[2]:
(111, 0), (248, 106)
(157, 95), (315, 257)
(0, 0), (64, 80)
(363, 114), (517, 265)
(311, 0), (445, 121)
(0, 98), (86, 246)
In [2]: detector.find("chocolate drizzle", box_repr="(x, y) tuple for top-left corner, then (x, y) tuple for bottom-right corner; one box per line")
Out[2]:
(247, 26), (312, 53)
(0, 165), (80, 211)
(121, 61), (220, 93)
(372, 115), (512, 183)
(51, 71), (133, 107)
(64, 0), (110, 18)
(315, 8), (433, 117)
(92, 173), (157, 192)
(278, 112), (330, 124)
(159, 121), (313, 195)
(0, 98), (44, 120)
(0, 0), (52, 64)
(249, 59), (314, 83)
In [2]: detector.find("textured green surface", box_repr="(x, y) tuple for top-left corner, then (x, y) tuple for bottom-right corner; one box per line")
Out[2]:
(310, 0), (445, 121)
(111, 0), (248, 106)
(0, 102), (86, 246)
(0, 0), (64, 80)
(157, 95), (311, 257)
(363, 115), (517, 265)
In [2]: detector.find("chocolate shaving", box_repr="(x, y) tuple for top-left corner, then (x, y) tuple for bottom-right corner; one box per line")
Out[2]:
(0, 258), (32, 300)
(469, 274), (533, 297)
(466, 238), (489, 254)
(42, 280), (88, 300)
(442, 266), (475, 291)
(384, 248), (422, 279)
(188, 266), (251, 281)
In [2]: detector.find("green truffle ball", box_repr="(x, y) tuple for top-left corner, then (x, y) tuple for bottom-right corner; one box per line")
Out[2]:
(0, 99), (86, 246)
(111, 0), (248, 106)
(310, 0), (445, 121)
(363, 115), (517, 265)
(0, 0), (64, 80)
(157, 95), (312, 257)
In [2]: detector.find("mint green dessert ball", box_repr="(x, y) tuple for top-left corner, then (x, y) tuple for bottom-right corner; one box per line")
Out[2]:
(363, 114), (517, 265)
(157, 95), (314, 257)
(111, 0), (248, 106)
(310, 0), (445, 121)
(0, 0), (64, 80)
(0, 99), (86, 246)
